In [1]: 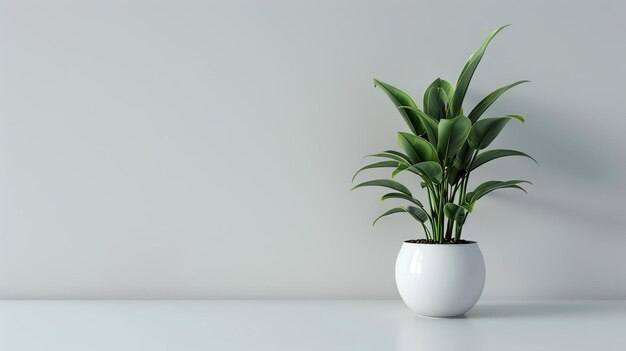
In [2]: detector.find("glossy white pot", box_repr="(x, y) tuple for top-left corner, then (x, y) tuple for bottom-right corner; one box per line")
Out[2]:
(395, 241), (485, 317)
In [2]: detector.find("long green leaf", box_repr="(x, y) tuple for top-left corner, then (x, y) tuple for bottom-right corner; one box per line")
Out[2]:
(449, 143), (472, 185)
(437, 115), (471, 160)
(471, 149), (537, 171)
(468, 115), (524, 150)
(372, 207), (406, 226)
(383, 150), (413, 164)
(466, 180), (531, 203)
(352, 161), (399, 181)
(367, 151), (411, 165)
(372, 206), (428, 226)
(391, 163), (433, 181)
(374, 79), (424, 135)
(466, 185), (526, 206)
(423, 78), (450, 120)
(449, 25), (510, 117)
(398, 106), (439, 144)
(468, 80), (529, 123)
(397, 132), (439, 164)
(352, 179), (412, 196)
(381, 192), (423, 207)
(439, 79), (454, 102)
(405, 161), (443, 184)
(391, 163), (408, 178)
(453, 143), (472, 169)
(406, 206), (429, 222)
(444, 203), (467, 225)
(447, 166), (462, 186)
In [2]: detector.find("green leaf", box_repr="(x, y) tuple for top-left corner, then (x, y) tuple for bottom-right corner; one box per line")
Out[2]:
(398, 106), (439, 144)
(437, 115), (471, 160)
(507, 114), (525, 122)
(367, 151), (411, 165)
(372, 206), (428, 226)
(374, 79), (425, 135)
(449, 25), (510, 117)
(392, 164), (433, 180)
(404, 161), (443, 184)
(468, 80), (529, 123)
(444, 203), (467, 225)
(451, 143), (472, 187)
(352, 161), (399, 181)
(351, 179), (412, 196)
(391, 163), (408, 178)
(437, 88), (448, 110)
(372, 207), (406, 226)
(447, 166), (462, 186)
(468, 115), (524, 150)
(423, 78), (449, 120)
(397, 132), (439, 164)
(453, 143), (473, 170)
(381, 192), (423, 207)
(406, 206), (429, 223)
(383, 150), (413, 164)
(461, 203), (474, 213)
(439, 79), (454, 101)
(466, 180), (531, 203)
(471, 149), (537, 171)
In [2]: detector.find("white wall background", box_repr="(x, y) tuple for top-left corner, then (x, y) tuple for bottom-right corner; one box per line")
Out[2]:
(0, 0), (625, 299)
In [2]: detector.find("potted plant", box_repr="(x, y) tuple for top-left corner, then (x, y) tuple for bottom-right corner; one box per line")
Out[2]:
(351, 25), (535, 317)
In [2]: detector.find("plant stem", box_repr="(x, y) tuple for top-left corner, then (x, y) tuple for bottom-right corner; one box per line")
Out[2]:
(455, 150), (479, 240)
(445, 219), (454, 241)
(438, 161), (449, 243)
(450, 183), (459, 204)
(421, 222), (431, 241)
(437, 184), (444, 244)
(426, 186), (437, 241)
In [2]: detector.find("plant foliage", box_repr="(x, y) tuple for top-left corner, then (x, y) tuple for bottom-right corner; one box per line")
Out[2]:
(352, 25), (535, 243)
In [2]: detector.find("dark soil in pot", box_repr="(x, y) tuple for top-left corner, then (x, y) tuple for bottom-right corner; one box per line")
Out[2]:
(405, 239), (476, 245)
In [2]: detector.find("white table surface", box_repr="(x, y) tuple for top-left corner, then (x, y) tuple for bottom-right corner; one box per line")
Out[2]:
(0, 300), (624, 350)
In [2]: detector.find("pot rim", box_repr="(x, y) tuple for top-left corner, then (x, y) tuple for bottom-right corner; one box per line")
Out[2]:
(402, 240), (478, 245)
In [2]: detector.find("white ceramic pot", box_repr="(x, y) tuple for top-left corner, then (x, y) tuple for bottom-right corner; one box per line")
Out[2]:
(395, 241), (485, 317)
